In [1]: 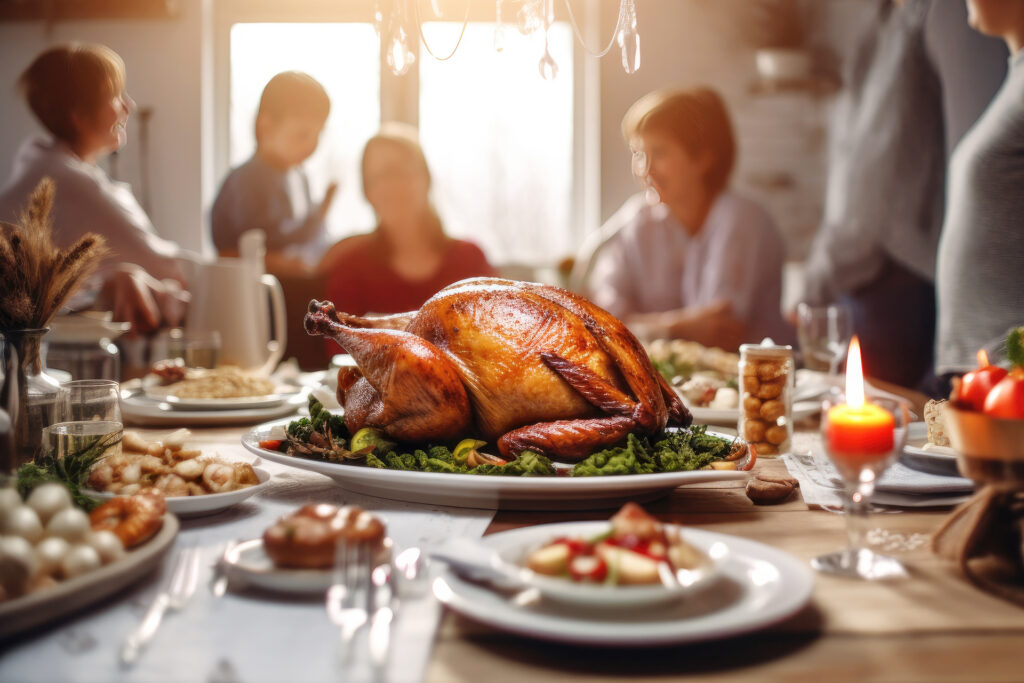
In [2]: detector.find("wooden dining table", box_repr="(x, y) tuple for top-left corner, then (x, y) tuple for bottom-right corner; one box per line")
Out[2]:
(423, 383), (1024, 682)
(7, 379), (1023, 682)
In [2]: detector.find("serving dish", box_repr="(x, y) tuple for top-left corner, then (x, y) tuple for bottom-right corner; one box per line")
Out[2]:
(121, 389), (306, 427)
(0, 513), (179, 640)
(242, 419), (749, 510)
(86, 467), (271, 518)
(900, 421), (959, 477)
(143, 384), (300, 411)
(433, 522), (813, 646)
(687, 400), (819, 427)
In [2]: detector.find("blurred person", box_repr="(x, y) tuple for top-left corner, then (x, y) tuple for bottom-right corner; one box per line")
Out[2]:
(321, 123), (495, 318)
(933, 0), (1024, 380)
(574, 87), (788, 351)
(797, 0), (943, 388)
(211, 71), (336, 273)
(0, 43), (190, 333)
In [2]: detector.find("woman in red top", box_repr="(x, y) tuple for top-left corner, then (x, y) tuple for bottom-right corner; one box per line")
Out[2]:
(322, 123), (495, 317)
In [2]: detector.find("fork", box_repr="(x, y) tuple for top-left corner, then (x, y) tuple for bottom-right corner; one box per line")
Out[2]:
(120, 545), (200, 666)
(326, 541), (371, 666)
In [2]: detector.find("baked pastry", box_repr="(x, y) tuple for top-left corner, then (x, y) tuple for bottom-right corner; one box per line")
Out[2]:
(924, 399), (950, 447)
(262, 504), (388, 569)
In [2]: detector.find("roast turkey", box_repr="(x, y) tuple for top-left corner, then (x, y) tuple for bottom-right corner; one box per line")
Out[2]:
(304, 277), (690, 461)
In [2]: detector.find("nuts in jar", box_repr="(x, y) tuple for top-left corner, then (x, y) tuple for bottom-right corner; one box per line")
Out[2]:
(738, 343), (794, 457)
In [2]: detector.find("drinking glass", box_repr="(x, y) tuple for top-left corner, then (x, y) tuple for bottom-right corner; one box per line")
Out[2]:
(59, 379), (122, 423)
(796, 303), (853, 375)
(153, 329), (221, 369)
(812, 393), (910, 579)
(45, 420), (123, 461)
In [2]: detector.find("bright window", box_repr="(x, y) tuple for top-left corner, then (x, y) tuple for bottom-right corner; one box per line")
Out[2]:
(419, 21), (574, 266)
(228, 22), (381, 236)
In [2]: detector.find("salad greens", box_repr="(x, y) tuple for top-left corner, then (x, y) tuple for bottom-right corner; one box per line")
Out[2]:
(283, 397), (737, 477)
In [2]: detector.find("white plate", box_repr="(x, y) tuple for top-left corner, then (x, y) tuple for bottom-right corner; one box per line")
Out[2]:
(900, 421), (959, 477)
(242, 420), (749, 510)
(0, 514), (179, 640)
(486, 524), (718, 608)
(687, 400), (819, 427)
(221, 536), (394, 594)
(222, 538), (333, 594)
(121, 390), (306, 427)
(86, 467), (271, 518)
(434, 523), (814, 646)
(143, 384), (298, 410)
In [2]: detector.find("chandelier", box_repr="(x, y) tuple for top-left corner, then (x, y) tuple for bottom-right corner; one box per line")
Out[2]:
(375, 0), (640, 80)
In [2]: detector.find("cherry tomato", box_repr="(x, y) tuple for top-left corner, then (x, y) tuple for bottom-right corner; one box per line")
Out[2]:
(982, 372), (1024, 419)
(258, 439), (284, 451)
(957, 365), (1008, 412)
(569, 555), (608, 582)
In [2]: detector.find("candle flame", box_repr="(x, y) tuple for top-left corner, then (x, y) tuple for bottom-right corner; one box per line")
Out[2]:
(977, 349), (989, 367)
(846, 335), (864, 408)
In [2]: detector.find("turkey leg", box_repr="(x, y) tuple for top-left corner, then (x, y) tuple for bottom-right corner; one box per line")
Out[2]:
(498, 416), (637, 461)
(305, 301), (472, 441)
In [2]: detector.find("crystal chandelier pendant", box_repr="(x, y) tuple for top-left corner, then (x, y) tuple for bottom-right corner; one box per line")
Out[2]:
(537, 0), (558, 80)
(387, 25), (416, 76)
(494, 0), (505, 52)
(618, 0), (641, 74)
(538, 48), (559, 80)
(517, 0), (542, 35)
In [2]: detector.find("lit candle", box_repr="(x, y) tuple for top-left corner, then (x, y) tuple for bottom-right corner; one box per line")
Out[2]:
(826, 337), (895, 455)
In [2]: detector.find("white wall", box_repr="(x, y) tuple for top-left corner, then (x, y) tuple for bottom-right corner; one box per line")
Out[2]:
(0, 0), (872, 263)
(0, 1), (212, 254)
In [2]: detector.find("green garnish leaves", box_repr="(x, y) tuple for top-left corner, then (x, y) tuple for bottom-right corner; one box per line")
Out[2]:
(1007, 327), (1024, 370)
(14, 431), (117, 510)
(570, 426), (733, 477)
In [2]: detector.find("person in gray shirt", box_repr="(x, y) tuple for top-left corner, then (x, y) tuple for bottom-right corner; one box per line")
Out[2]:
(934, 0), (1024, 377)
(799, 0), (944, 388)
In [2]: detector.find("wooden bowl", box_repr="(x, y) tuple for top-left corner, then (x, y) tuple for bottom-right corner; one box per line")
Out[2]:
(945, 404), (1024, 484)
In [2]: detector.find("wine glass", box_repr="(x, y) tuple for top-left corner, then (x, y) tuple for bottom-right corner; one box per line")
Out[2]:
(59, 379), (122, 423)
(812, 392), (910, 579)
(48, 379), (123, 461)
(796, 303), (852, 376)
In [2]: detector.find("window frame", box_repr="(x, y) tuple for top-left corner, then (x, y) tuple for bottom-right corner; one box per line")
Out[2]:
(212, 0), (600, 265)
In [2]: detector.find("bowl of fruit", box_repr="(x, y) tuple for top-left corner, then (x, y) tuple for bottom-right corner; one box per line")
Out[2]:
(945, 327), (1024, 484)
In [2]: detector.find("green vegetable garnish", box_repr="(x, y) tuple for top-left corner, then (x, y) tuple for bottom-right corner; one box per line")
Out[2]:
(14, 432), (117, 510)
(283, 396), (731, 477)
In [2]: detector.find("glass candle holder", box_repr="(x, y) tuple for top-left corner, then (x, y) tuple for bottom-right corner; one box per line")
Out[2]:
(812, 392), (910, 579)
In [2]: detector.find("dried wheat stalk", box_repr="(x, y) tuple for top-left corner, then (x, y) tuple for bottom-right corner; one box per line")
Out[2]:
(0, 177), (108, 331)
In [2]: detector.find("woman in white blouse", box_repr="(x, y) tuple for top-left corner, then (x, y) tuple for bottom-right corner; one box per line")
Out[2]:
(575, 87), (789, 350)
(0, 43), (189, 332)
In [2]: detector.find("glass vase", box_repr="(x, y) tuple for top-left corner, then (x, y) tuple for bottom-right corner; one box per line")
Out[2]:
(1, 328), (62, 471)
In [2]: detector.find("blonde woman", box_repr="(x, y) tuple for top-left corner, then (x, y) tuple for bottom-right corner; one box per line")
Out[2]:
(0, 43), (190, 332)
(578, 87), (788, 350)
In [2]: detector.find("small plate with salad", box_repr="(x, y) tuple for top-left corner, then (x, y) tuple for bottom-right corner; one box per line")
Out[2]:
(434, 503), (718, 608)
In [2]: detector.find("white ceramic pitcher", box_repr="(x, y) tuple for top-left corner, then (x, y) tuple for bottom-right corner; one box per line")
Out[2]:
(184, 258), (286, 373)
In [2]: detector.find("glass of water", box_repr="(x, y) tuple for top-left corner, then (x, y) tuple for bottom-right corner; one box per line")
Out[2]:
(796, 303), (853, 376)
(45, 420), (123, 461)
(59, 379), (122, 423)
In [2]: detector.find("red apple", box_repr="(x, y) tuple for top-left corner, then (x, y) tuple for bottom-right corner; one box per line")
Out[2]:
(958, 364), (1008, 412)
(982, 372), (1024, 420)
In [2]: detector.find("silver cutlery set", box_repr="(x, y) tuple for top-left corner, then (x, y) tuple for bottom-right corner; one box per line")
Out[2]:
(119, 541), (404, 679)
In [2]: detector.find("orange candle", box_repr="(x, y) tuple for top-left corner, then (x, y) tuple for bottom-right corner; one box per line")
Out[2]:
(827, 403), (895, 453)
(826, 336), (895, 455)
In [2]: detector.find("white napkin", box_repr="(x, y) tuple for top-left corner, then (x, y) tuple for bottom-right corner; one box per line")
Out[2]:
(782, 451), (973, 508)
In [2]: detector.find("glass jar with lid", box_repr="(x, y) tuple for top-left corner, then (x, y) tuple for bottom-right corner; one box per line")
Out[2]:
(739, 342), (794, 457)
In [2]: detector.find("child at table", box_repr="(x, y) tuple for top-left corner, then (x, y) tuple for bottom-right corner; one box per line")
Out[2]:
(210, 71), (336, 272)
